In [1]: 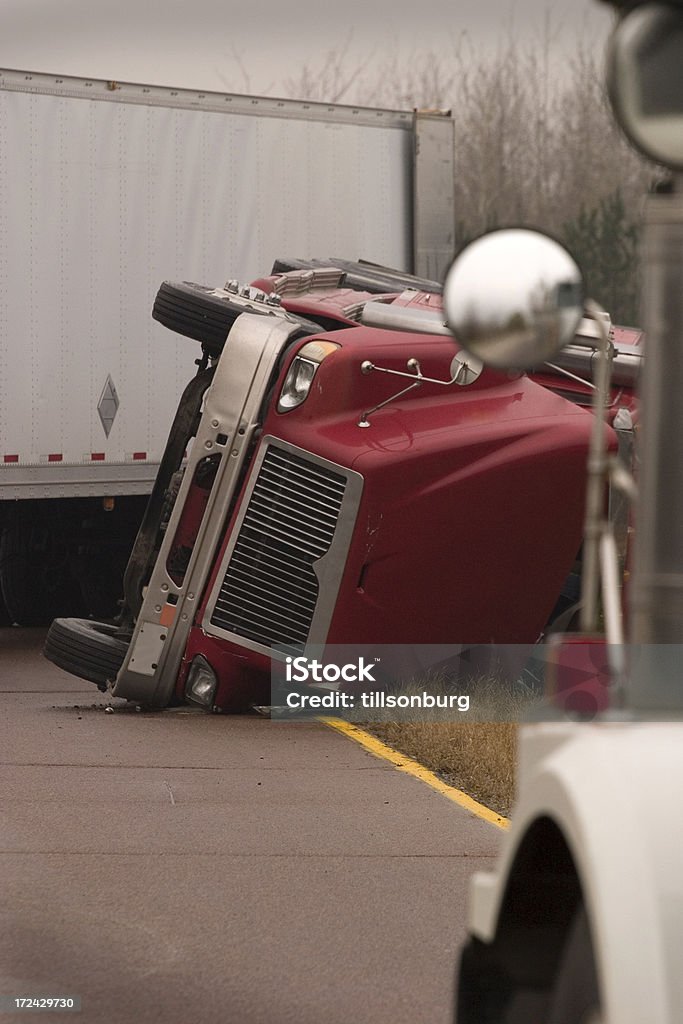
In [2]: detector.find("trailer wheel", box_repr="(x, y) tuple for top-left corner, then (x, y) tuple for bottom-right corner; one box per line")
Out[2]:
(152, 281), (259, 357)
(547, 906), (602, 1024)
(0, 519), (84, 626)
(44, 617), (130, 690)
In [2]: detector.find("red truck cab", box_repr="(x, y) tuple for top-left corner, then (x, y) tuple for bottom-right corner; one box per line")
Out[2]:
(45, 259), (622, 712)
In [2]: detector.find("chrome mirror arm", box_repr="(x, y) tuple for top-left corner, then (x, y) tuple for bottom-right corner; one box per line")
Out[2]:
(543, 362), (598, 391)
(579, 299), (637, 701)
(580, 299), (616, 634)
(360, 356), (468, 387)
(357, 356), (475, 427)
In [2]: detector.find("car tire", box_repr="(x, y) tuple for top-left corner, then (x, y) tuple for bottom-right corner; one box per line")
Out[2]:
(152, 281), (251, 356)
(44, 617), (130, 691)
(547, 905), (603, 1024)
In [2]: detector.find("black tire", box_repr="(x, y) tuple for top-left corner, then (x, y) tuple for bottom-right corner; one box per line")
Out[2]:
(152, 281), (258, 356)
(0, 520), (84, 626)
(44, 617), (130, 690)
(547, 906), (602, 1024)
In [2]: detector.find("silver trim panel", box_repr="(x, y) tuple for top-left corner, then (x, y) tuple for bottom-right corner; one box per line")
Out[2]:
(113, 314), (306, 705)
(361, 299), (451, 335)
(0, 68), (414, 130)
(0, 462), (158, 499)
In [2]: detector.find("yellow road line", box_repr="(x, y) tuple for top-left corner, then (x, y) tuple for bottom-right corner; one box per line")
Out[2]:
(322, 717), (509, 830)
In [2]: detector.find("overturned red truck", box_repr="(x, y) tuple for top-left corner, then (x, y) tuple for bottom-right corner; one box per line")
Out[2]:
(43, 258), (641, 710)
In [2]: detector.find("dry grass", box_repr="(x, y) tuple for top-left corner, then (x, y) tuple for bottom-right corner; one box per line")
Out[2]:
(362, 675), (543, 816)
(367, 720), (517, 816)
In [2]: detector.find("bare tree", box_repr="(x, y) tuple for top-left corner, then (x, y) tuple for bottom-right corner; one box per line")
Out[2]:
(263, 31), (653, 321)
(281, 32), (365, 104)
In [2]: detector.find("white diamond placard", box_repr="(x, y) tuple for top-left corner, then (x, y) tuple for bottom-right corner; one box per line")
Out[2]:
(97, 375), (119, 438)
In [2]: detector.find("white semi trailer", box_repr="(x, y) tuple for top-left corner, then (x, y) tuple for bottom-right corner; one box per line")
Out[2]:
(0, 67), (454, 624)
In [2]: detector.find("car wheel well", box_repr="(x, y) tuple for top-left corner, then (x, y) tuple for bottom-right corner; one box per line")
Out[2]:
(456, 815), (584, 1023)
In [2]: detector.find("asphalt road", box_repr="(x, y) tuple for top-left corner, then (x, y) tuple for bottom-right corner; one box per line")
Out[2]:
(0, 628), (502, 1024)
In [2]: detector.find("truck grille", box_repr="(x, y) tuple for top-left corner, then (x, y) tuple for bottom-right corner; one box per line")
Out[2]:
(209, 446), (348, 651)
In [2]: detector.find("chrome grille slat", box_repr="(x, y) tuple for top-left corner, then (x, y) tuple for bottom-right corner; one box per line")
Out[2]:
(209, 445), (348, 648)
(255, 483), (344, 518)
(258, 475), (345, 507)
(228, 542), (314, 572)
(234, 625), (306, 651)
(222, 565), (318, 605)
(248, 493), (339, 533)
(242, 499), (335, 532)
(254, 480), (341, 520)
(214, 592), (313, 628)
(256, 473), (345, 508)
(238, 519), (328, 559)
(214, 579), (317, 615)
(245, 499), (336, 544)
(228, 552), (314, 589)
(265, 446), (345, 476)
(257, 475), (344, 511)
(260, 456), (346, 495)
(214, 599), (315, 631)
(214, 568), (318, 607)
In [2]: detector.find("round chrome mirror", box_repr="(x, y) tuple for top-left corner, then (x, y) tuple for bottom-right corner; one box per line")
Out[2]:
(449, 350), (483, 386)
(443, 228), (584, 370)
(607, 4), (683, 171)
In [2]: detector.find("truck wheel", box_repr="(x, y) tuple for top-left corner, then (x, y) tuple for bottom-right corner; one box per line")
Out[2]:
(547, 906), (602, 1024)
(152, 281), (254, 357)
(44, 617), (130, 690)
(0, 520), (84, 626)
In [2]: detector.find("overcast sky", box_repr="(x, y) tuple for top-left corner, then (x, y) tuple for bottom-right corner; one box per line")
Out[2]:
(0, 0), (616, 98)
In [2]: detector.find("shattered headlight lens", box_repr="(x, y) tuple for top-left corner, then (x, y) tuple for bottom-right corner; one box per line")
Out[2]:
(185, 655), (217, 708)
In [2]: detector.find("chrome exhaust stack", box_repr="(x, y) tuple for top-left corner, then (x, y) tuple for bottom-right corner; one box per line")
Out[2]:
(628, 184), (683, 711)
(361, 297), (643, 389)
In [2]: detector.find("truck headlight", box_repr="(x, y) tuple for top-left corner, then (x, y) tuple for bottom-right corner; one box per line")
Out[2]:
(278, 340), (339, 411)
(185, 655), (217, 707)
